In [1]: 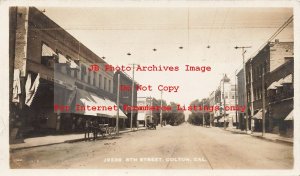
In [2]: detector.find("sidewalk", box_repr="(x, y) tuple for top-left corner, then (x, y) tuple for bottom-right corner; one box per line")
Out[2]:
(223, 127), (293, 145)
(10, 127), (146, 151)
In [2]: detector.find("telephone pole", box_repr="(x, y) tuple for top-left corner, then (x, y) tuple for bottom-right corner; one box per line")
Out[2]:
(235, 69), (238, 129)
(235, 46), (251, 132)
(129, 63), (136, 131)
(202, 100), (205, 127)
(223, 74), (226, 129)
(262, 66), (266, 136)
(116, 74), (120, 135)
(160, 90), (163, 127)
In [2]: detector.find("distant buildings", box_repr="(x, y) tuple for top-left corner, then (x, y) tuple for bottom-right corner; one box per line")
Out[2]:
(210, 74), (237, 127)
(208, 40), (294, 138)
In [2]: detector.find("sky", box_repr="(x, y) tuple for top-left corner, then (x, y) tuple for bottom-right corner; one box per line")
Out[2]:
(42, 7), (293, 108)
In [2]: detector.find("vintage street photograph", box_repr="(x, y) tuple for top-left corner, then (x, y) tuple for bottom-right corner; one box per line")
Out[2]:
(5, 1), (297, 173)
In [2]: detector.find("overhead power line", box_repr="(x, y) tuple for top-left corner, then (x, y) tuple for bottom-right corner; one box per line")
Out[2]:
(247, 15), (293, 61)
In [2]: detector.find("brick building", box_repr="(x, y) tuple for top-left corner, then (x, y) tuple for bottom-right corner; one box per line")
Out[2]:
(244, 40), (293, 135)
(9, 7), (127, 142)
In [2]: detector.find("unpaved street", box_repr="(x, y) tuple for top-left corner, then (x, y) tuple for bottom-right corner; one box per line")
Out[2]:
(10, 123), (293, 169)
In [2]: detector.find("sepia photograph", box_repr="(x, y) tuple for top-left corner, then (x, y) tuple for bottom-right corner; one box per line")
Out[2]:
(1, 0), (299, 175)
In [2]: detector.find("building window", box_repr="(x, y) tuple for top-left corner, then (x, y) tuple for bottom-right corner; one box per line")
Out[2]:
(66, 67), (71, 76)
(104, 77), (107, 91)
(99, 74), (102, 88)
(88, 71), (91, 84)
(92, 72), (96, 86)
(81, 65), (86, 81)
(108, 80), (111, 93)
(74, 69), (78, 79)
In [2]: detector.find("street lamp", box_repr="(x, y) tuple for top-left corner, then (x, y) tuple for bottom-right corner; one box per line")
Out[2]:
(234, 46), (251, 132)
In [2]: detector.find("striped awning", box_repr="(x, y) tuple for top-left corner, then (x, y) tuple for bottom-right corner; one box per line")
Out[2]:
(74, 89), (127, 119)
(104, 98), (128, 119)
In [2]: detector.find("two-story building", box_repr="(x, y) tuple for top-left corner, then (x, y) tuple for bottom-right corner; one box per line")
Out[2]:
(9, 7), (127, 142)
(245, 39), (293, 134)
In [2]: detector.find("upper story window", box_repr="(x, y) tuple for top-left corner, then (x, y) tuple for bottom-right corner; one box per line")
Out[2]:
(104, 77), (107, 91)
(108, 80), (111, 93)
(41, 42), (57, 69)
(81, 65), (86, 81)
(99, 74), (102, 88)
(87, 70), (91, 84)
(65, 55), (72, 76)
(93, 72), (96, 86)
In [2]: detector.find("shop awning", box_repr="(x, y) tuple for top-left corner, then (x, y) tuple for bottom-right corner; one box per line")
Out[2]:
(267, 81), (279, 90)
(276, 78), (284, 87)
(267, 75), (292, 90)
(252, 109), (267, 120)
(89, 93), (111, 117)
(104, 98), (128, 119)
(267, 81), (283, 90)
(74, 89), (127, 119)
(58, 53), (69, 64)
(284, 110), (293, 121)
(283, 74), (292, 84)
(42, 44), (56, 57)
(137, 111), (150, 121)
(75, 88), (98, 116)
(69, 60), (80, 70)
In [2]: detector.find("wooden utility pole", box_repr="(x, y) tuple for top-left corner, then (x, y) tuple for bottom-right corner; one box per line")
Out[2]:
(250, 61), (254, 133)
(235, 70), (238, 129)
(202, 100), (205, 127)
(116, 74), (120, 135)
(129, 63), (135, 131)
(262, 66), (266, 136)
(160, 90), (163, 127)
(223, 74), (226, 129)
(234, 46), (251, 132)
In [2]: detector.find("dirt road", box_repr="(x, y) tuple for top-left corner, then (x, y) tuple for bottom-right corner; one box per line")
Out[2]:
(10, 123), (293, 169)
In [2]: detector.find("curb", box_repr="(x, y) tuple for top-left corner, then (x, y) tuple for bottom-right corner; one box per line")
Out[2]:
(222, 128), (293, 145)
(10, 128), (147, 151)
(251, 135), (293, 145)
